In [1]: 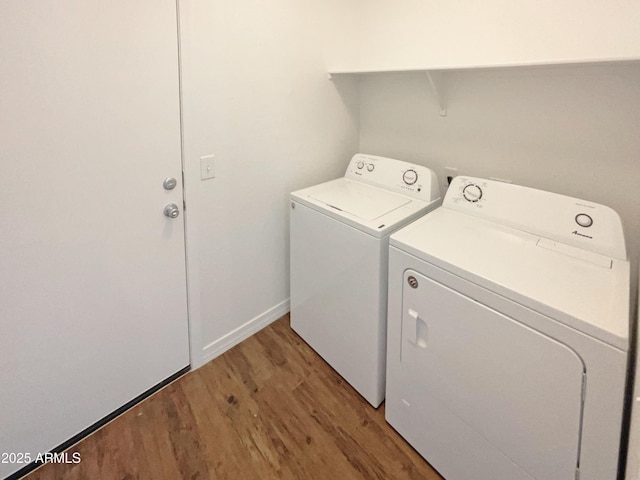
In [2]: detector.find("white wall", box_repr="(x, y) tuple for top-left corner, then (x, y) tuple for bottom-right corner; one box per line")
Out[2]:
(359, 64), (640, 279)
(349, 0), (640, 70)
(178, 0), (361, 366)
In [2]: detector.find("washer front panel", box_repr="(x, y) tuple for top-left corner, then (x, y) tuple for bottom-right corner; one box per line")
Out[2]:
(290, 201), (387, 406)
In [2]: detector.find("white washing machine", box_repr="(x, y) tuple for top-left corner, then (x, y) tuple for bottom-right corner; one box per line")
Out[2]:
(290, 153), (441, 407)
(386, 176), (630, 480)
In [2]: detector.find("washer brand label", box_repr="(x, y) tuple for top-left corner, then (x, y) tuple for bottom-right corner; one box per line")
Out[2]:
(572, 230), (593, 239)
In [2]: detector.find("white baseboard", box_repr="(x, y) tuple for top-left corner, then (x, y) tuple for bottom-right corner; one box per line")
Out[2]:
(200, 299), (290, 365)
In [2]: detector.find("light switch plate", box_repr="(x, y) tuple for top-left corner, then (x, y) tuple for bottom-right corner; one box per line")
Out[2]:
(200, 155), (215, 180)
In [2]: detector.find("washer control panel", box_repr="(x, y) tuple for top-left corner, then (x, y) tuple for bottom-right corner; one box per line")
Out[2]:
(445, 176), (626, 260)
(402, 169), (418, 185)
(345, 153), (441, 203)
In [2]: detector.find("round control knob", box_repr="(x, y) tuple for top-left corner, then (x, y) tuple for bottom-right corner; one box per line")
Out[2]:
(367, 163), (375, 172)
(462, 184), (483, 202)
(356, 161), (364, 169)
(575, 213), (593, 228)
(403, 169), (418, 185)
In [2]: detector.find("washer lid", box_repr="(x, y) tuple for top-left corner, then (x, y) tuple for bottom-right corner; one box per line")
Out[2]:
(291, 178), (440, 238)
(309, 180), (411, 220)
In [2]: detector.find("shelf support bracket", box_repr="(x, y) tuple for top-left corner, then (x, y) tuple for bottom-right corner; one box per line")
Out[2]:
(425, 71), (447, 116)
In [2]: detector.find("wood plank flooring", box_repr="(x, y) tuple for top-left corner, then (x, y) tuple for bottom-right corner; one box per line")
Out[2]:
(24, 314), (443, 480)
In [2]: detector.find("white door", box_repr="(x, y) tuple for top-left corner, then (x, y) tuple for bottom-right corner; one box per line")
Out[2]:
(0, 1), (189, 478)
(394, 270), (585, 480)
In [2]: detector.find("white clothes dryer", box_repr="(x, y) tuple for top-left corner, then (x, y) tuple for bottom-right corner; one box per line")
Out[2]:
(386, 176), (630, 480)
(290, 154), (440, 407)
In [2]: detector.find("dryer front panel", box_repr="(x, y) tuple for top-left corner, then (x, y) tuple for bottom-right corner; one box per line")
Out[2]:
(393, 269), (585, 480)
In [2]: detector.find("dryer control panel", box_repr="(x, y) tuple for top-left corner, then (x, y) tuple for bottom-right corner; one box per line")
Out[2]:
(345, 154), (440, 203)
(445, 176), (627, 260)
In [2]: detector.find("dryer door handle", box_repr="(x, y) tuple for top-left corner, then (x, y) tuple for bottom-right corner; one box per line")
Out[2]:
(407, 309), (428, 348)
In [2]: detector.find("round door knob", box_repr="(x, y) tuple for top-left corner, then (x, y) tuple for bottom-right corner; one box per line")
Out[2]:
(164, 203), (180, 218)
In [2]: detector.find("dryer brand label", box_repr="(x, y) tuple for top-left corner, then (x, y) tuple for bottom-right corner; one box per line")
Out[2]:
(572, 230), (593, 239)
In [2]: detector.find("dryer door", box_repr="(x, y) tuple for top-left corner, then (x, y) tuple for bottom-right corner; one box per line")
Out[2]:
(396, 270), (585, 480)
